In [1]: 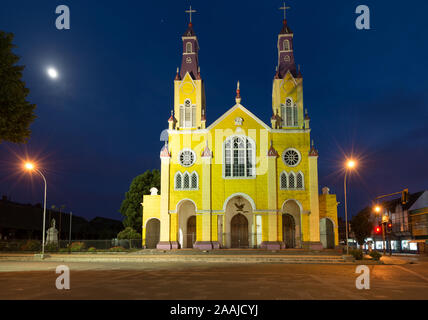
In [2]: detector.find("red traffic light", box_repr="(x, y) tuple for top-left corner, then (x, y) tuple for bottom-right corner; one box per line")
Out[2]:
(375, 226), (381, 234)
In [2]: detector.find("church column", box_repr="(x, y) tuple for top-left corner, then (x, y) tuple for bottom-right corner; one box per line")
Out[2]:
(306, 142), (323, 250)
(157, 144), (175, 249)
(194, 143), (217, 250)
(261, 142), (281, 250)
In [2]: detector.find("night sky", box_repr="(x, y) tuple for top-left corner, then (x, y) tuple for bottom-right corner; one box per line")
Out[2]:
(0, 0), (427, 222)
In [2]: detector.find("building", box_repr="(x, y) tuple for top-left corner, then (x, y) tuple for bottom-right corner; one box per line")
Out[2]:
(361, 190), (428, 253)
(141, 11), (339, 250)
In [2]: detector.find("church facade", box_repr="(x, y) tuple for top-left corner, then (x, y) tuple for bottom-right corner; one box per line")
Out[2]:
(141, 14), (339, 250)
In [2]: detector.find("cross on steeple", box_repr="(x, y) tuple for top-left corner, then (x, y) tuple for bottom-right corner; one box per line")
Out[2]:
(185, 5), (197, 23)
(279, 2), (291, 20)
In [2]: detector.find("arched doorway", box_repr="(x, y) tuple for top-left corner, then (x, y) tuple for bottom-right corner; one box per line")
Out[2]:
(223, 194), (254, 248)
(282, 200), (302, 248)
(320, 218), (335, 249)
(282, 214), (295, 248)
(186, 216), (196, 248)
(231, 214), (248, 248)
(177, 199), (197, 249)
(145, 219), (160, 249)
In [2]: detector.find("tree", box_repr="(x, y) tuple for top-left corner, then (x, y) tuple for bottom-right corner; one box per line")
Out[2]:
(117, 227), (141, 240)
(119, 169), (160, 231)
(0, 31), (36, 144)
(351, 209), (374, 246)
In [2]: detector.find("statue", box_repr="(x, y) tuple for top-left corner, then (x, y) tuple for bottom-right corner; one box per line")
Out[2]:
(46, 218), (59, 245)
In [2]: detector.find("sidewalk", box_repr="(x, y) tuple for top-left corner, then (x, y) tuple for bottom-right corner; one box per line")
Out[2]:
(0, 252), (351, 264)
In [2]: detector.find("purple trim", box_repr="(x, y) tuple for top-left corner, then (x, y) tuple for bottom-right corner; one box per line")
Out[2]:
(170, 241), (180, 249)
(156, 241), (172, 250)
(211, 241), (221, 249)
(309, 242), (324, 250)
(193, 241), (214, 250)
(260, 241), (282, 250)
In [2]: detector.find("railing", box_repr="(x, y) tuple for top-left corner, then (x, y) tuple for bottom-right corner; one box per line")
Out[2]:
(0, 239), (142, 252)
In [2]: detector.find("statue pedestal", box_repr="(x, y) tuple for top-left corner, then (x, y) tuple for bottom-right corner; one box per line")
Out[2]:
(46, 227), (58, 245)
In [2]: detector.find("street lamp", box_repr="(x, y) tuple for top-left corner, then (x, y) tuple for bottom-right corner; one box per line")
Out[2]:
(24, 162), (47, 259)
(344, 159), (357, 255)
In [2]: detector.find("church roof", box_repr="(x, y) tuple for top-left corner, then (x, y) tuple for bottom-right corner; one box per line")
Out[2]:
(280, 20), (293, 34)
(183, 22), (196, 37)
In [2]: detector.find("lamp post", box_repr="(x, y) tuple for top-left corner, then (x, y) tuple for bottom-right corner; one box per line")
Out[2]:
(24, 162), (47, 259)
(344, 159), (356, 255)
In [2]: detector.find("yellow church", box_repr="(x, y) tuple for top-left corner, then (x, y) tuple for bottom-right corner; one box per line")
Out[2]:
(141, 10), (339, 251)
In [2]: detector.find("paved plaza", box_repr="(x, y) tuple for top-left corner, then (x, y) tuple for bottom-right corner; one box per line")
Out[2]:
(0, 255), (427, 300)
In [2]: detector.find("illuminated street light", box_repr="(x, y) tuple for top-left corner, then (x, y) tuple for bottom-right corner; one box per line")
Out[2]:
(24, 162), (48, 259)
(47, 67), (58, 79)
(374, 205), (381, 213)
(344, 158), (357, 256)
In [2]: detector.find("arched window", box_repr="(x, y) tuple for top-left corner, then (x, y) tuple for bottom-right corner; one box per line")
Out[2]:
(296, 172), (304, 189)
(283, 40), (290, 51)
(175, 172), (182, 190)
(224, 136), (255, 178)
(186, 42), (192, 53)
(282, 98), (298, 127)
(280, 172), (288, 189)
(288, 172), (296, 189)
(183, 172), (190, 189)
(191, 172), (198, 189)
(180, 99), (196, 128)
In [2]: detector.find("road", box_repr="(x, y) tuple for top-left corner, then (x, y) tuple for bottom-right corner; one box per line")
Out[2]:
(1, 258), (427, 300)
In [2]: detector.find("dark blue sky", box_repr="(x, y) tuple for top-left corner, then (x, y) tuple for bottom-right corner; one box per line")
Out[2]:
(0, 0), (427, 222)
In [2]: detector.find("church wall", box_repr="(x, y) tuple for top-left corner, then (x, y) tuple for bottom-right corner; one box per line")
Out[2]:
(141, 195), (161, 247)
(319, 194), (339, 246)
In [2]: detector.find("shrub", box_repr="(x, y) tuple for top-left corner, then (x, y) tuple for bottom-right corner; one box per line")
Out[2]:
(70, 242), (86, 252)
(109, 246), (126, 252)
(20, 240), (41, 252)
(369, 250), (382, 261)
(117, 227), (141, 240)
(350, 249), (363, 260)
(59, 248), (70, 253)
(44, 242), (59, 252)
(87, 247), (97, 253)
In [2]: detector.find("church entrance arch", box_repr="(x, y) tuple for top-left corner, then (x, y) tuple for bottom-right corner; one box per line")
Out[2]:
(224, 194), (254, 248)
(320, 218), (335, 249)
(231, 214), (249, 248)
(177, 200), (197, 249)
(186, 216), (196, 248)
(282, 214), (295, 248)
(282, 200), (302, 248)
(145, 218), (160, 249)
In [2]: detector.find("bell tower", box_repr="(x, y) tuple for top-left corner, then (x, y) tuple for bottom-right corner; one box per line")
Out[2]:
(272, 3), (304, 130)
(172, 6), (207, 130)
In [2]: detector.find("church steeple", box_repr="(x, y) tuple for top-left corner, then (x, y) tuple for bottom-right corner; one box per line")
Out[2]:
(173, 6), (206, 131)
(272, 3), (304, 130)
(180, 6), (200, 79)
(277, 3), (297, 78)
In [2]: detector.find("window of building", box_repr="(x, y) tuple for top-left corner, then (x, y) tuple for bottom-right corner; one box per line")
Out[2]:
(179, 149), (196, 167)
(282, 148), (301, 167)
(281, 98), (298, 127)
(174, 171), (198, 190)
(179, 99), (196, 128)
(283, 39), (290, 51)
(186, 42), (192, 53)
(280, 172), (287, 189)
(224, 136), (255, 178)
(191, 172), (198, 189)
(288, 172), (296, 189)
(175, 173), (182, 189)
(296, 172), (304, 189)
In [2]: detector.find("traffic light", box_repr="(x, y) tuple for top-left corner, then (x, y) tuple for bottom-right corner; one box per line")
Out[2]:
(386, 222), (393, 234)
(375, 225), (382, 235)
(402, 188), (409, 205)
